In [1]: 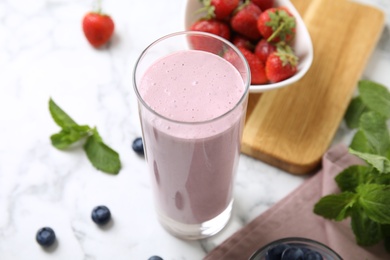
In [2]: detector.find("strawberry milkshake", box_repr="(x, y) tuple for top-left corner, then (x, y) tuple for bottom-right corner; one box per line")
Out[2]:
(133, 32), (250, 239)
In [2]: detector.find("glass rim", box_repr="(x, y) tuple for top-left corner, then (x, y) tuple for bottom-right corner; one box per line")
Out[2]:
(249, 237), (343, 260)
(132, 31), (251, 125)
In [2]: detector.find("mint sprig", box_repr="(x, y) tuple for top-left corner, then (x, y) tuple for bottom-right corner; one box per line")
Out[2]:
(49, 98), (121, 175)
(345, 80), (390, 128)
(314, 80), (390, 252)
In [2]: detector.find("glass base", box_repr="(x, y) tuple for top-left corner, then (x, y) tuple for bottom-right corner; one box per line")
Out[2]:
(157, 200), (233, 240)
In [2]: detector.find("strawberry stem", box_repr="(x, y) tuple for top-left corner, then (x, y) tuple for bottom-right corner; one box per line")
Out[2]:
(234, 0), (250, 14)
(242, 0), (251, 8)
(94, 0), (102, 14)
(267, 22), (285, 42)
(275, 43), (298, 67)
(194, 0), (215, 19)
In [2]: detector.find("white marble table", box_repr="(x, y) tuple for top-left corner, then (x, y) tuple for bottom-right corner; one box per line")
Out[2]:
(0, 0), (389, 259)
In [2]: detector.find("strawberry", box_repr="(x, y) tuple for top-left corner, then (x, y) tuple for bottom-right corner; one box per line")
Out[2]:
(239, 47), (268, 84)
(251, 0), (275, 11)
(190, 18), (231, 40)
(230, 2), (262, 40)
(212, 0), (240, 20)
(189, 19), (231, 53)
(232, 35), (255, 51)
(202, 0), (241, 20)
(223, 49), (242, 71)
(265, 45), (298, 83)
(254, 39), (276, 63)
(82, 11), (114, 48)
(257, 7), (296, 43)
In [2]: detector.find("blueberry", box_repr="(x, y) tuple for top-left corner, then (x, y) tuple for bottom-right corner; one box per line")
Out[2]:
(304, 250), (323, 260)
(148, 256), (163, 260)
(300, 247), (311, 255)
(36, 227), (56, 247)
(281, 247), (304, 260)
(91, 205), (111, 225)
(132, 137), (144, 155)
(266, 243), (290, 260)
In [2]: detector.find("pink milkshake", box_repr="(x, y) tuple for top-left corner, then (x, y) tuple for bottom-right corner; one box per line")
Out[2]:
(133, 32), (250, 239)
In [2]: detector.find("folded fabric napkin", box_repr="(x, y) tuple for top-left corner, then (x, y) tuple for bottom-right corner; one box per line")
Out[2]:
(205, 144), (388, 260)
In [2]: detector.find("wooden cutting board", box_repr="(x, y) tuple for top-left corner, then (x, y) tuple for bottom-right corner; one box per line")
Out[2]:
(242, 0), (385, 174)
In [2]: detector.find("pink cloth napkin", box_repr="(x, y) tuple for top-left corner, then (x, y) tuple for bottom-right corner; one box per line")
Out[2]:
(204, 144), (389, 260)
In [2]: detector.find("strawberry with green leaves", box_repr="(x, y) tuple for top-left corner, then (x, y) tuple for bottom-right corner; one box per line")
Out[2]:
(257, 7), (296, 43)
(82, 2), (114, 48)
(230, 1), (262, 40)
(265, 44), (298, 83)
(200, 0), (240, 20)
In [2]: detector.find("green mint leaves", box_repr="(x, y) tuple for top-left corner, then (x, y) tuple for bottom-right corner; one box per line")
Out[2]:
(345, 80), (390, 128)
(357, 184), (390, 224)
(313, 192), (357, 221)
(314, 80), (390, 252)
(84, 128), (121, 174)
(49, 98), (121, 175)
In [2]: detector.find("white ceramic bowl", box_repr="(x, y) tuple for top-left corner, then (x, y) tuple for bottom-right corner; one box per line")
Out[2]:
(184, 0), (313, 93)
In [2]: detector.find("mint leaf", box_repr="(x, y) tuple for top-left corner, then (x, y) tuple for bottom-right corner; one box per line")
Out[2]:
(313, 192), (357, 221)
(344, 96), (370, 129)
(84, 128), (121, 174)
(335, 165), (371, 192)
(49, 99), (121, 175)
(349, 149), (390, 174)
(349, 130), (374, 154)
(357, 184), (390, 224)
(350, 204), (383, 246)
(49, 98), (78, 128)
(51, 125), (91, 150)
(374, 172), (390, 185)
(359, 80), (390, 119)
(359, 111), (390, 156)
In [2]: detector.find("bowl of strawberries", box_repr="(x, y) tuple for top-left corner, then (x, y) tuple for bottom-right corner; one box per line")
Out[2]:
(185, 0), (313, 93)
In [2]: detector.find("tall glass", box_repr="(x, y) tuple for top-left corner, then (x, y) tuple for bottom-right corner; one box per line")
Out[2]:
(133, 31), (250, 240)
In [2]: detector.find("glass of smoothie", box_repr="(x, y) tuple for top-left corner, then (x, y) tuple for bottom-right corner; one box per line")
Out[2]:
(133, 31), (250, 240)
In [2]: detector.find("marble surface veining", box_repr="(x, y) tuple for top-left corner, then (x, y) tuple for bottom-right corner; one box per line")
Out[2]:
(0, 0), (389, 259)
